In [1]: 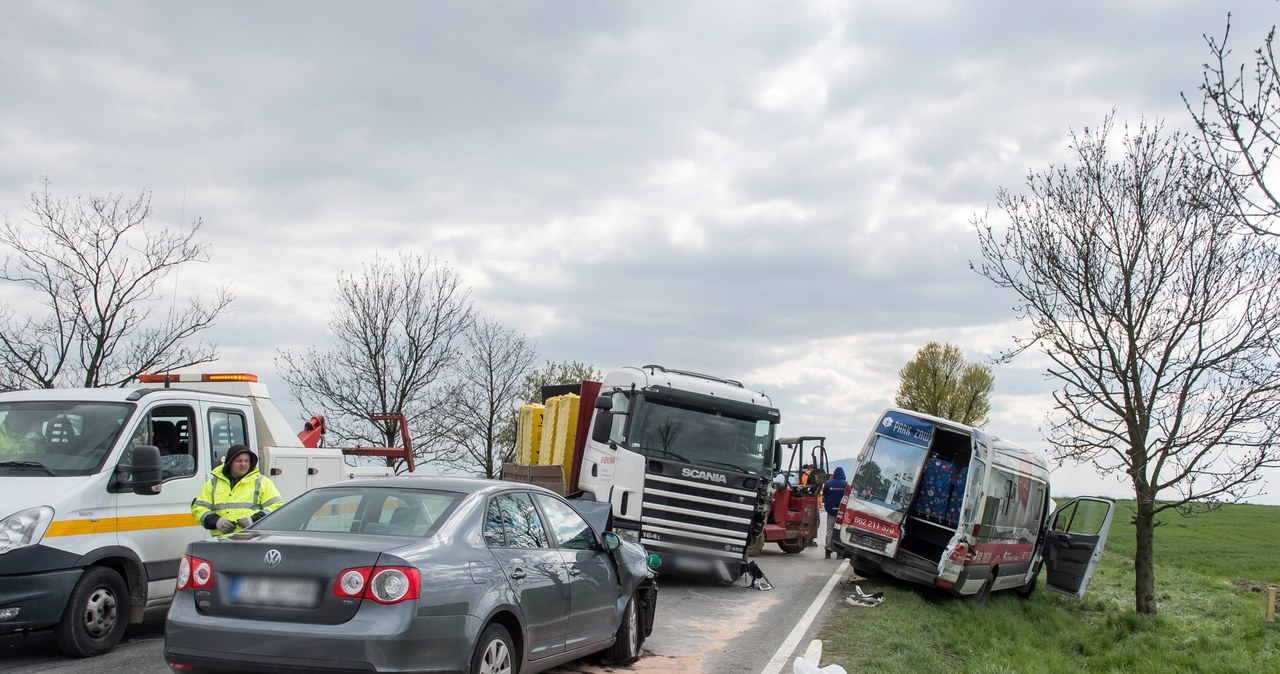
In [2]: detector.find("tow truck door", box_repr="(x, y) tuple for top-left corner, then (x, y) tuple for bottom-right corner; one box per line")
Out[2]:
(1041, 496), (1115, 597)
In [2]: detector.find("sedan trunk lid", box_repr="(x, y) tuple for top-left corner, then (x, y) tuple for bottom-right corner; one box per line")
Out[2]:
(185, 531), (411, 625)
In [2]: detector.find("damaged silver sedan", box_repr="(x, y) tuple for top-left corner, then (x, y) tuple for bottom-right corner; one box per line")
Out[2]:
(165, 476), (658, 673)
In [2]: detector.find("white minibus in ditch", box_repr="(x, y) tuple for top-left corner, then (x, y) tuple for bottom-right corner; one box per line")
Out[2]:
(832, 408), (1114, 603)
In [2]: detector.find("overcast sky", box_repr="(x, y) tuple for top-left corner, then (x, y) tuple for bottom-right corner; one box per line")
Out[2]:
(3, 1), (1278, 504)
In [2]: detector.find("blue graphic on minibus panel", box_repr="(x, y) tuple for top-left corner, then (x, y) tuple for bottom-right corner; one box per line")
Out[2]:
(877, 411), (935, 448)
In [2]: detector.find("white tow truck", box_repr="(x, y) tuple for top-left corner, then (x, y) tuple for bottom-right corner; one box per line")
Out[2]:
(0, 372), (410, 657)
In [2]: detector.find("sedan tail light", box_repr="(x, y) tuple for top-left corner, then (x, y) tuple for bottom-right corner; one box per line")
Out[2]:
(177, 554), (215, 591)
(332, 566), (420, 604)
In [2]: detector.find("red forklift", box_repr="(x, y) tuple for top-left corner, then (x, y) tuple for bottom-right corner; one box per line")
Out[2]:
(750, 436), (829, 554)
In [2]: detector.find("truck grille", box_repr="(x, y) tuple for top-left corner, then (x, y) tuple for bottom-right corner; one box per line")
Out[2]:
(638, 460), (758, 560)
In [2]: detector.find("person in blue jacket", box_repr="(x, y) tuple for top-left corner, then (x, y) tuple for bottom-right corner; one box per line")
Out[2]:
(822, 466), (848, 559)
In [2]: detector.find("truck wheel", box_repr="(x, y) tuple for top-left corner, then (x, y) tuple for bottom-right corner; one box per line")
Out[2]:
(469, 623), (515, 674)
(55, 566), (129, 658)
(601, 592), (643, 665)
(778, 540), (805, 554)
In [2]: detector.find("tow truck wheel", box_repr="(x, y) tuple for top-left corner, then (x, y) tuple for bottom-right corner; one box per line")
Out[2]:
(778, 539), (805, 554)
(55, 566), (129, 658)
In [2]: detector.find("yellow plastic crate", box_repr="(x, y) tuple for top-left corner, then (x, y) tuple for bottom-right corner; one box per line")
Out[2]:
(517, 404), (545, 465)
(539, 394), (580, 469)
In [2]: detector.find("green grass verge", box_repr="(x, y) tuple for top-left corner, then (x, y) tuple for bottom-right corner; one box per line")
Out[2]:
(817, 500), (1280, 673)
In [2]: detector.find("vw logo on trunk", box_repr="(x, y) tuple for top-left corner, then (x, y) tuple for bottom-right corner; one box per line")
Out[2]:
(264, 549), (282, 568)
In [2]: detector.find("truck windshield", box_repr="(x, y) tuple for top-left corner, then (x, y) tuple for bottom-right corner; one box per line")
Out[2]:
(0, 402), (132, 477)
(850, 434), (928, 513)
(625, 396), (775, 476)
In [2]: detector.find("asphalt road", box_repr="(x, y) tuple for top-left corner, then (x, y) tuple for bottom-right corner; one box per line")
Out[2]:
(0, 544), (851, 674)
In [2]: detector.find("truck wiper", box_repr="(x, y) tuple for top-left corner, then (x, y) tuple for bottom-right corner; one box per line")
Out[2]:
(699, 459), (757, 475)
(642, 447), (692, 464)
(0, 460), (56, 476)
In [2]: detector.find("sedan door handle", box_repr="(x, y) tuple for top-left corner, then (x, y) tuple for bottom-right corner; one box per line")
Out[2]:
(566, 564), (581, 576)
(510, 568), (527, 580)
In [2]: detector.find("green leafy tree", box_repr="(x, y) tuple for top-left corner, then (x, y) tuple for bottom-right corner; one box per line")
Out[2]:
(894, 342), (993, 427)
(972, 115), (1280, 615)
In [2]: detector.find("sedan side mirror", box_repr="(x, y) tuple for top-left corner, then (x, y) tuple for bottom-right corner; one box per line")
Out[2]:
(601, 531), (622, 552)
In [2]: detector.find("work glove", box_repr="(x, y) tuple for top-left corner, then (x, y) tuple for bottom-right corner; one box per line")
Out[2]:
(237, 517), (253, 529)
(215, 517), (236, 534)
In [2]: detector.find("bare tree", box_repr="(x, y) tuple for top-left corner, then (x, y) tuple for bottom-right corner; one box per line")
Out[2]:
(972, 116), (1280, 616)
(894, 341), (994, 427)
(431, 317), (537, 478)
(0, 180), (232, 389)
(1185, 14), (1280, 236)
(275, 253), (474, 473)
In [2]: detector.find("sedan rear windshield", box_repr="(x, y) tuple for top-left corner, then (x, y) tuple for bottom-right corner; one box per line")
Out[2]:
(256, 486), (463, 538)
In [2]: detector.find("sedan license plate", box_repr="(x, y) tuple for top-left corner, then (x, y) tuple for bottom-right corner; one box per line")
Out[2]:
(229, 576), (320, 608)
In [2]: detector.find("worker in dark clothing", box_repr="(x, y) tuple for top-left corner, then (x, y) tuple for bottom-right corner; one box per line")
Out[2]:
(822, 466), (848, 559)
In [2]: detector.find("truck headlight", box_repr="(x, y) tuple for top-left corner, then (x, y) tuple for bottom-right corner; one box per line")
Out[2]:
(0, 506), (54, 554)
(614, 528), (641, 545)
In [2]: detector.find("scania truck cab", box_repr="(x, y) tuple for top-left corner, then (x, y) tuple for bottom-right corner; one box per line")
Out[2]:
(579, 365), (780, 583)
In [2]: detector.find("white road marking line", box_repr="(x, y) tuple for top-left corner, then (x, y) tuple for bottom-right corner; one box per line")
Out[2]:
(759, 560), (849, 674)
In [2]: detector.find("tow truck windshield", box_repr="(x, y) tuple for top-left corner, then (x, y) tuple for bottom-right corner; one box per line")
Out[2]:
(0, 402), (132, 476)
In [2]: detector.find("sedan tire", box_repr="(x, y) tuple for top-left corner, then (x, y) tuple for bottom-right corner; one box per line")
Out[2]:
(470, 623), (516, 674)
(601, 593), (642, 665)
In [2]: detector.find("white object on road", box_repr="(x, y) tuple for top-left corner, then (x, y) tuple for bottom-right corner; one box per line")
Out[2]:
(792, 638), (849, 674)
(759, 560), (849, 674)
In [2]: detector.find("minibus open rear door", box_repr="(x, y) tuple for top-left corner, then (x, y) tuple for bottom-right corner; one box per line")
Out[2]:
(1041, 496), (1115, 597)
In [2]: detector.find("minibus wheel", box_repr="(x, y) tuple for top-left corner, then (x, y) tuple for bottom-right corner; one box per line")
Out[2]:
(972, 576), (993, 607)
(1016, 565), (1040, 599)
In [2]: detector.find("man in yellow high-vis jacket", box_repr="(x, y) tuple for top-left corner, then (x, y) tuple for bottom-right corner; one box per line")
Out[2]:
(191, 444), (284, 536)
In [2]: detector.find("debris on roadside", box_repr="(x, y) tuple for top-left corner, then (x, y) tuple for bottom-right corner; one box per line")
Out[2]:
(742, 561), (773, 591)
(844, 584), (884, 608)
(792, 639), (848, 674)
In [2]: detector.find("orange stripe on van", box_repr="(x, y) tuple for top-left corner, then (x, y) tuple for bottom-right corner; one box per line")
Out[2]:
(45, 513), (199, 538)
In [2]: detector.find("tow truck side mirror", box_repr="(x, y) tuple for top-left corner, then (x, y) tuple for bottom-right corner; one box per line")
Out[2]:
(112, 445), (163, 495)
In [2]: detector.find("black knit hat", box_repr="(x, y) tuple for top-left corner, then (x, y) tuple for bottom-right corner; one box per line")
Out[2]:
(224, 444), (258, 472)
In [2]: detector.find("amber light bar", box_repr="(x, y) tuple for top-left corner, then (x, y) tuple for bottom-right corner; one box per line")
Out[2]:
(138, 373), (259, 383)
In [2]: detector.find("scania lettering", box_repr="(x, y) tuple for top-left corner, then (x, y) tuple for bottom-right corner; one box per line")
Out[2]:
(681, 468), (728, 484)
(832, 408), (1115, 604)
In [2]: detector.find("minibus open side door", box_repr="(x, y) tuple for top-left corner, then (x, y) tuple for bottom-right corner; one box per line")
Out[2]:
(1041, 496), (1115, 598)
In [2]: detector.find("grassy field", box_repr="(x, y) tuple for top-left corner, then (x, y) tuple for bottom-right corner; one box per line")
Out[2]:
(817, 500), (1280, 673)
